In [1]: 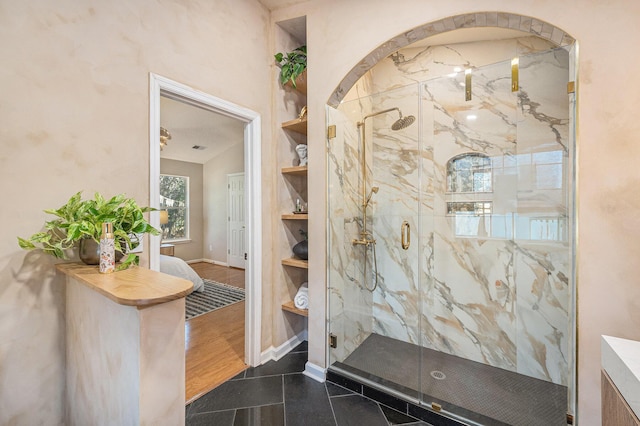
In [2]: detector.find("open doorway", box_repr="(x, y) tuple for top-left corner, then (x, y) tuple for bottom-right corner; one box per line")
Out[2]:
(160, 95), (246, 401)
(149, 74), (262, 403)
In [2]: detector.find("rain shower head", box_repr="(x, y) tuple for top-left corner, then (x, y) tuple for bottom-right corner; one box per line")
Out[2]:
(360, 107), (415, 131)
(391, 114), (415, 131)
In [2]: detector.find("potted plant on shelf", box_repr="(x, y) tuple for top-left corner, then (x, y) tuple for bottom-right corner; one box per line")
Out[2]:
(18, 191), (159, 270)
(274, 45), (307, 90)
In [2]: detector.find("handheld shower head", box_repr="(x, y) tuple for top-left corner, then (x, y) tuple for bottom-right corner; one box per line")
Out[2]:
(365, 186), (379, 207)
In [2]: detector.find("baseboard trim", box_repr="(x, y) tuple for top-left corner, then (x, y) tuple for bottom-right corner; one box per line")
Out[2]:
(303, 362), (326, 383)
(260, 332), (306, 365)
(185, 258), (228, 267)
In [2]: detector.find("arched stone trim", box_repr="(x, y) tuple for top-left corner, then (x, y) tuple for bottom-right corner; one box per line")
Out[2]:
(328, 12), (575, 107)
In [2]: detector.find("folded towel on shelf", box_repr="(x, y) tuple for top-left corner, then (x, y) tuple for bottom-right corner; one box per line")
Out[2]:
(294, 282), (309, 310)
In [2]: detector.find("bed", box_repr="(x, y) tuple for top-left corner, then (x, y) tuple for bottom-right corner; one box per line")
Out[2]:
(159, 254), (204, 293)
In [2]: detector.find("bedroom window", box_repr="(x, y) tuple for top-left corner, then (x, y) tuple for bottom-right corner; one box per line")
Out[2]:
(159, 174), (189, 242)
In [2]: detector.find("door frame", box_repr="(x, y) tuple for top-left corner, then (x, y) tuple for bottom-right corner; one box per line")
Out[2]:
(227, 172), (246, 269)
(149, 73), (262, 367)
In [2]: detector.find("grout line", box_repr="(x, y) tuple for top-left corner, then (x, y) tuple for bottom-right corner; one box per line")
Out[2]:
(373, 401), (392, 426)
(191, 401), (284, 416)
(324, 382), (340, 426)
(328, 393), (357, 399)
(244, 370), (303, 380)
(235, 373), (286, 380)
(282, 374), (287, 426)
(326, 381), (357, 396)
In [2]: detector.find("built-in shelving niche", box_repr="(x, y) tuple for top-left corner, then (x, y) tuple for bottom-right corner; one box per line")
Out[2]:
(277, 15), (309, 321)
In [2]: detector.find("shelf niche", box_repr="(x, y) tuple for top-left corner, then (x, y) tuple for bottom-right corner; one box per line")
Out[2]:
(281, 258), (308, 269)
(282, 165), (307, 176)
(282, 213), (308, 220)
(282, 300), (308, 317)
(281, 116), (307, 135)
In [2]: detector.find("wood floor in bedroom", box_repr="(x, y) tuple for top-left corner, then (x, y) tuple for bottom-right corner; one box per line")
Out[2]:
(185, 263), (247, 403)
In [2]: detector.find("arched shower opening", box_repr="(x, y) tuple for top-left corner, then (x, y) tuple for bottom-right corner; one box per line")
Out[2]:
(325, 12), (577, 426)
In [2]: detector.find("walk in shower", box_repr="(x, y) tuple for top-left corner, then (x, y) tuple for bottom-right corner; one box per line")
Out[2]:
(327, 42), (576, 425)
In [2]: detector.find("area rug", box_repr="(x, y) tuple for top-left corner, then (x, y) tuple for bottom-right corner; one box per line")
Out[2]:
(185, 279), (245, 320)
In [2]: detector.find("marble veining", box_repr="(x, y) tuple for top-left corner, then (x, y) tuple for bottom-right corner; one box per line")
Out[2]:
(330, 12), (574, 107)
(328, 40), (573, 389)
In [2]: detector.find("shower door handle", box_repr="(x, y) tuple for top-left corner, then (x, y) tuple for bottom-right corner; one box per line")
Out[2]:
(401, 221), (410, 250)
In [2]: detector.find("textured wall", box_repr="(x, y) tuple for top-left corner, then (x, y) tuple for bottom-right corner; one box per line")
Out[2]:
(203, 142), (244, 264)
(0, 1), (272, 424)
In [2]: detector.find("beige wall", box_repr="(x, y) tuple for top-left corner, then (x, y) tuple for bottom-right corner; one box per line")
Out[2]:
(2, 0), (639, 424)
(0, 0), (273, 424)
(160, 158), (204, 261)
(273, 0), (640, 424)
(203, 142), (244, 264)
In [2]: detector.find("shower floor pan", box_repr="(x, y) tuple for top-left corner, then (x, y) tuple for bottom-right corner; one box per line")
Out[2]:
(334, 333), (567, 426)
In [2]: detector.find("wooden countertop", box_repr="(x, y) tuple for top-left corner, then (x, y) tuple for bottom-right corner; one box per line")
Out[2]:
(57, 262), (193, 307)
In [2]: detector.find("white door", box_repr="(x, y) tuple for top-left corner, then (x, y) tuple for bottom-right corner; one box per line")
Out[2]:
(227, 173), (245, 269)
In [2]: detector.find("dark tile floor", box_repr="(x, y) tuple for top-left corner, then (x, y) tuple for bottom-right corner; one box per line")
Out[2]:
(338, 334), (567, 426)
(185, 342), (431, 426)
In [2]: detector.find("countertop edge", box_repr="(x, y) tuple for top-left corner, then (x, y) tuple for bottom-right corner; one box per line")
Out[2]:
(57, 262), (194, 307)
(602, 335), (640, 419)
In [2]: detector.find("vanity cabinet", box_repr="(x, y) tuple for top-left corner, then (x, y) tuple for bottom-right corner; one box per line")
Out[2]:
(602, 370), (640, 426)
(601, 335), (640, 426)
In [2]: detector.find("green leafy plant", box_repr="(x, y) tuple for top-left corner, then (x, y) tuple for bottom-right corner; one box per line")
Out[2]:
(274, 45), (307, 88)
(18, 191), (159, 270)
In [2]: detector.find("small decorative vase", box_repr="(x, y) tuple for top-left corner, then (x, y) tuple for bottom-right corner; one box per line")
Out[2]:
(79, 238), (124, 265)
(292, 239), (308, 260)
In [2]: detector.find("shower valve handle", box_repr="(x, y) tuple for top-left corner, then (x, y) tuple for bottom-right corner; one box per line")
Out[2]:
(352, 237), (375, 247)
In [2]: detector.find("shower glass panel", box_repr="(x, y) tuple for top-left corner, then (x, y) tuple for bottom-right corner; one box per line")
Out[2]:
(327, 84), (422, 398)
(327, 45), (574, 425)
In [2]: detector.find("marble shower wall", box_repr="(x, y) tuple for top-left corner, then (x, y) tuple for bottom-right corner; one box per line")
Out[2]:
(330, 39), (572, 386)
(327, 104), (374, 364)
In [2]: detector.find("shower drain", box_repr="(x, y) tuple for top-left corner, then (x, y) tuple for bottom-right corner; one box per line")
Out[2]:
(430, 370), (446, 380)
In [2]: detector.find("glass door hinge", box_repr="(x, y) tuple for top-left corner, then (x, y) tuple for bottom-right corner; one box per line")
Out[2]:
(327, 125), (336, 139)
(329, 333), (337, 348)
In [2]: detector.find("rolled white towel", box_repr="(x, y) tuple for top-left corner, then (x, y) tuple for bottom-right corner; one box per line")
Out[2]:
(294, 282), (309, 310)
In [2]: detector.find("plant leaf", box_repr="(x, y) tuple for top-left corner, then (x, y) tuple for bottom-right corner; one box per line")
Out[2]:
(17, 237), (36, 250)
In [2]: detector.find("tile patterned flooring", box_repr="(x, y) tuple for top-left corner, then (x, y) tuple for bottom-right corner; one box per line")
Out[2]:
(185, 342), (431, 426)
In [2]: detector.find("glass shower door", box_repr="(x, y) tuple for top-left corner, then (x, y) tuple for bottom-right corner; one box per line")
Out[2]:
(326, 46), (575, 425)
(327, 83), (423, 399)
(326, 102), (375, 370)
(419, 48), (574, 425)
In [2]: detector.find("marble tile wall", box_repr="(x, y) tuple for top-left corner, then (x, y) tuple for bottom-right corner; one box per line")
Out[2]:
(327, 105), (374, 363)
(328, 40), (572, 386)
(329, 13), (574, 107)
